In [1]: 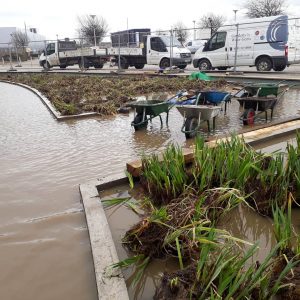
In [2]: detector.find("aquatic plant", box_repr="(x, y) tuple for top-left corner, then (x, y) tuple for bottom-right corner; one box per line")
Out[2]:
(141, 144), (189, 204)
(272, 195), (294, 254)
(286, 132), (300, 200)
(122, 135), (300, 297)
(154, 241), (299, 300)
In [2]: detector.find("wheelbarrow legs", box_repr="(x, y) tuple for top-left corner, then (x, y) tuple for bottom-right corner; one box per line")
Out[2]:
(213, 116), (216, 130)
(207, 120), (210, 132)
(206, 117), (217, 132)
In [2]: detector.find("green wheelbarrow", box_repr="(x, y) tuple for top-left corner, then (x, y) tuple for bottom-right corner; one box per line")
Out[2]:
(126, 100), (174, 131)
(234, 82), (289, 125)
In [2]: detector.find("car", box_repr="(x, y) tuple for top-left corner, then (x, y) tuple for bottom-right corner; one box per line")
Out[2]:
(185, 39), (208, 54)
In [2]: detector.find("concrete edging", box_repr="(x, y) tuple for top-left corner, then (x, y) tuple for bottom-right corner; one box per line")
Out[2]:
(127, 119), (300, 177)
(0, 80), (98, 121)
(79, 175), (129, 300)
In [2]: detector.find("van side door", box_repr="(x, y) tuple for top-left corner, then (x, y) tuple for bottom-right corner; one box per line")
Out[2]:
(203, 32), (227, 67)
(227, 28), (254, 67)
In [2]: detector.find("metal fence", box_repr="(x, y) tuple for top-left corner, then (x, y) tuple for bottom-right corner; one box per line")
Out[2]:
(1, 16), (300, 72)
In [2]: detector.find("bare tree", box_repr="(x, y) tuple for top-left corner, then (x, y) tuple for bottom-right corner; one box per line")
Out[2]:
(173, 22), (188, 45)
(77, 15), (108, 45)
(198, 13), (226, 36)
(11, 30), (29, 52)
(244, 0), (286, 18)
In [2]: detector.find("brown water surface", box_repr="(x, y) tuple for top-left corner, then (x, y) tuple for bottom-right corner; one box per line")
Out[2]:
(1, 82), (300, 300)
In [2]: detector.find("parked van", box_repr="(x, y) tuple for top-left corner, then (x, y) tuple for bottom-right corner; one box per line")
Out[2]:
(193, 15), (300, 71)
(185, 39), (208, 54)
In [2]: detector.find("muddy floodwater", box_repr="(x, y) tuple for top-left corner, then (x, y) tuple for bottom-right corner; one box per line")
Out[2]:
(1, 81), (300, 300)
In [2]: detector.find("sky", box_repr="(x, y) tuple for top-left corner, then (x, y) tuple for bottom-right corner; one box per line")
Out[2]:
(0, 0), (300, 40)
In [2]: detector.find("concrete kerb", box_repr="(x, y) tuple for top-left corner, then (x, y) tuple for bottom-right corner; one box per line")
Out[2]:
(127, 119), (300, 177)
(0, 80), (99, 121)
(79, 175), (130, 300)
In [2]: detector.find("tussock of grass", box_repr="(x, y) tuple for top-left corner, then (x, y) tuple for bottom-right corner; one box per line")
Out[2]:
(117, 133), (300, 298)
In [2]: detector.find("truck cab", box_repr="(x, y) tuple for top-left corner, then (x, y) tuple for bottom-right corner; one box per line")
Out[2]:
(147, 35), (192, 69)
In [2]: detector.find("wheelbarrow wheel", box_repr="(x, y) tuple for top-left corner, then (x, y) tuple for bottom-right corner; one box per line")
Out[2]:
(243, 108), (255, 125)
(185, 117), (198, 139)
(132, 113), (148, 131)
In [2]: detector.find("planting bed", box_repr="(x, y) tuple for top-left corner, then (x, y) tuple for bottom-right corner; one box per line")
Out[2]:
(101, 135), (300, 299)
(0, 74), (230, 116)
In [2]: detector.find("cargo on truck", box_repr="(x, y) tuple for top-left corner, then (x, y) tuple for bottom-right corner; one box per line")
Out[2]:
(193, 15), (300, 72)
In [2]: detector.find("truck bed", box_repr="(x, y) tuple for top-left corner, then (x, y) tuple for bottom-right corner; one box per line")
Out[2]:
(58, 48), (108, 58)
(107, 47), (143, 56)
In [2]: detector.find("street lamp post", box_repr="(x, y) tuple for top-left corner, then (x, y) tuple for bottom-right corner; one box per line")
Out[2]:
(193, 20), (196, 40)
(208, 17), (213, 37)
(90, 14), (97, 47)
(233, 10), (238, 22)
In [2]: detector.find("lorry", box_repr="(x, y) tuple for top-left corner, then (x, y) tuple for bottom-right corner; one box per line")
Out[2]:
(39, 29), (192, 70)
(39, 39), (109, 69)
(193, 15), (300, 72)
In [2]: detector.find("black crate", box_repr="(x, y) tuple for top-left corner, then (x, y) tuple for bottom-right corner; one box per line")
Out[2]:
(111, 28), (150, 47)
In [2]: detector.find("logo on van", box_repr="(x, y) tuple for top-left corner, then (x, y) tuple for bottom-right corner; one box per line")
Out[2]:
(266, 15), (288, 50)
(255, 31), (259, 35)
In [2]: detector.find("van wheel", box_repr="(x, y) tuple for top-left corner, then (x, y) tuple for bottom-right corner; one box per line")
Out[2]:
(273, 65), (286, 71)
(198, 59), (212, 71)
(42, 61), (50, 70)
(256, 57), (272, 71)
(160, 58), (170, 69)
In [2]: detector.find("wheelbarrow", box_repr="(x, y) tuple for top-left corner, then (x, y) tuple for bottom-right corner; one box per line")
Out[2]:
(126, 100), (174, 131)
(175, 91), (230, 138)
(234, 82), (289, 125)
(177, 105), (222, 138)
(196, 91), (232, 113)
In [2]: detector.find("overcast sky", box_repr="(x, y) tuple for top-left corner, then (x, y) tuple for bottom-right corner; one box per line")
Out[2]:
(0, 0), (299, 40)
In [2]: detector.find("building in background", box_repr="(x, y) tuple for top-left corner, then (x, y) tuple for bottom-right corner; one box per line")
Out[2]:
(0, 27), (45, 59)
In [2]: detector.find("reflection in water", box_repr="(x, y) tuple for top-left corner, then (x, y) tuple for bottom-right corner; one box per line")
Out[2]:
(220, 206), (276, 263)
(1, 82), (300, 300)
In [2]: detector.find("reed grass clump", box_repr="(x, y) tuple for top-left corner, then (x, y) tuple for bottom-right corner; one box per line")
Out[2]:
(118, 133), (300, 298)
(154, 239), (298, 300)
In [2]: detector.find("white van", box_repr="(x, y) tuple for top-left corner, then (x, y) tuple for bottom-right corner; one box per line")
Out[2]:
(185, 39), (208, 54)
(193, 15), (300, 71)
